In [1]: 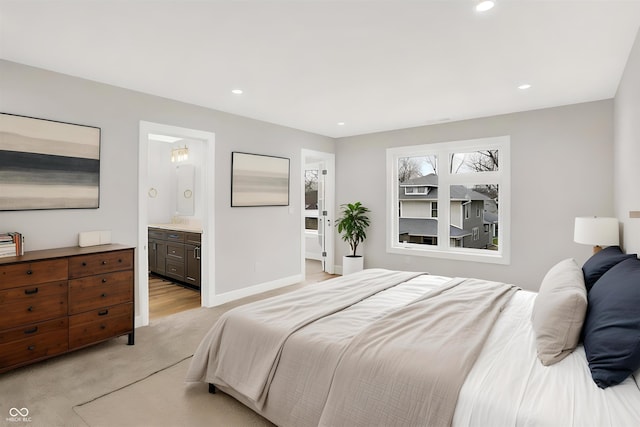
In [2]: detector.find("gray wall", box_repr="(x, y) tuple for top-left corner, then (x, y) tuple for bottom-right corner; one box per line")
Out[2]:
(614, 28), (640, 255)
(1, 53), (632, 297)
(335, 100), (615, 291)
(0, 60), (334, 303)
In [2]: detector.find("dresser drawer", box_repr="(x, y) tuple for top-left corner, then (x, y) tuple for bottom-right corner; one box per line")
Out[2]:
(0, 318), (68, 370)
(68, 249), (134, 279)
(0, 281), (68, 330)
(68, 271), (133, 314)
(0, 259), (68, 290)
(166, 243), (185, 260)
(69, 303), (133, 349)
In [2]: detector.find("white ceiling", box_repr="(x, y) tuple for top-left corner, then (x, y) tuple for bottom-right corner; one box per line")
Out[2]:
(1, 0), (639, 138)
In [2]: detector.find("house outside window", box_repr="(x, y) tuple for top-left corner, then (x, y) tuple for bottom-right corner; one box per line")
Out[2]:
(387, 136), (510, 264)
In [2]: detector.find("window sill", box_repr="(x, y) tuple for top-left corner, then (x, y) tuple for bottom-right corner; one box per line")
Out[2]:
(387, 245), (510, 265)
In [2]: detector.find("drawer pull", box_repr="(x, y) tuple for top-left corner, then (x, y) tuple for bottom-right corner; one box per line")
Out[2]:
(98, 309), (109, 316)
(100, 324), (106, 330)
(26, 270), (33, 275)
(102, 260), (108, 265)
(102, 278), (107, 283)
(24, 326), (38, 334)
(24, 287), (39, 295)
(118, 259), (123, 263)
(27, 306), (33, 312)
(101, 293), (107, 298)
(82, 262), (87, 266)
(27, 345), (35, 351)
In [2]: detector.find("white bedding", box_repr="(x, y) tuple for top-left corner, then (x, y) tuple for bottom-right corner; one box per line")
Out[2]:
(455, 286), (640, 426)
(190, 271), (640, 427)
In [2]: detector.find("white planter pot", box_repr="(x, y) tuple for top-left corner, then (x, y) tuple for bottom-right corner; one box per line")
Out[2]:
(342, 255), (364, 275)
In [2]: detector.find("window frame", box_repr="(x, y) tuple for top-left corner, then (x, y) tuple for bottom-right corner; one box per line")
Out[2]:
(386, 136), (510, 265)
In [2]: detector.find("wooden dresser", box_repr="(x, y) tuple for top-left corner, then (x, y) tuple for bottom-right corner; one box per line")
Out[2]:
(0, 244), (135, 373)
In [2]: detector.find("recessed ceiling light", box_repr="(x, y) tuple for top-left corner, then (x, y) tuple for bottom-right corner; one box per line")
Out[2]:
(476, 1), (495, 12)
(231, 89), (243, 95)
(518, 84), (532, 90)
(337, 122), (345, 126)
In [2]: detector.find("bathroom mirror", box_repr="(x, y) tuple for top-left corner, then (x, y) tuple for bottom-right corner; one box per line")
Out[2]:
(176, 164), (195, 215)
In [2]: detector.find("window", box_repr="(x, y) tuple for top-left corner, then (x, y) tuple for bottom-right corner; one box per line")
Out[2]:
(472, 227), (480, 241)
(305, 169), (319, 231)
(387, 136), (510, 264)
(404, 186), (429, 195)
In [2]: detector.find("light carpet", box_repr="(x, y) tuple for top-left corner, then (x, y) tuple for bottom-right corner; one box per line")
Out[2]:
(74, 359), (273, 427)
(0, 282), (309, 427)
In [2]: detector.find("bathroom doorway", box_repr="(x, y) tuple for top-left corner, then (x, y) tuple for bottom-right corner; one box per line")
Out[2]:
(137, 121), (215, 327)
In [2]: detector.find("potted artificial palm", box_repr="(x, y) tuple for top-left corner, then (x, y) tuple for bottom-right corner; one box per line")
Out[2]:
(336, 201), (370, 275)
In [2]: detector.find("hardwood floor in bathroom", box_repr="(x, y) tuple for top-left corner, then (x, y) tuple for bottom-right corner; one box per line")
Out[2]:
(148, 275), (201, 320)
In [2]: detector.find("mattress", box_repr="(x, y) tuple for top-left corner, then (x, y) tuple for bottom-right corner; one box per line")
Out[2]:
(187, 270), (640, 426)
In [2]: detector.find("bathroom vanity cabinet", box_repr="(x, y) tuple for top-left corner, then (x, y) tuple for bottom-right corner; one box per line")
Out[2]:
(148, 226), (201, 289)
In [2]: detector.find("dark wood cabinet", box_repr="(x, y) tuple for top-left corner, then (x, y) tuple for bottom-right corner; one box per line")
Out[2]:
(148, 229), (166, 275)
(0, 244), (135, 373)
(148, 228), (201, 289)
(185, 233), (201, 288)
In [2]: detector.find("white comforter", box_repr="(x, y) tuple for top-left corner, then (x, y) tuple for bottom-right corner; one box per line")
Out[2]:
(190, 271), (640, 427)
(455, 278), (640, 427)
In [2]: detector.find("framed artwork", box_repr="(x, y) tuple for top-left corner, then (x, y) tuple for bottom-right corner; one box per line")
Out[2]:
(231, 152), (290, 207)
(0, 113), (101, 210)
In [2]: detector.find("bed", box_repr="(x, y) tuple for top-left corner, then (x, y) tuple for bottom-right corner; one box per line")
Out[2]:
(186, 252), (640, 427)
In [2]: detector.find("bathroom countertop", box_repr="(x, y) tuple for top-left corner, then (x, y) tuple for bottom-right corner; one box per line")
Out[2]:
(148, 223), (203, 233)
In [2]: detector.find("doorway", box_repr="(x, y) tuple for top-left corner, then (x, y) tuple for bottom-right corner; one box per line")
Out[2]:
(137, 121), (215, 327)
(301, 149), (335, 279)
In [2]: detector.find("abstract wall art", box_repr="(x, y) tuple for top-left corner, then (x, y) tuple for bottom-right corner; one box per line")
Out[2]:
(231, 152), (289, 207)
(0, 113), (101, 210)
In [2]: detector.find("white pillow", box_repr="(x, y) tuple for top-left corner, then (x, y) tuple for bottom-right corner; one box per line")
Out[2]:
(531, 258), (588, 366)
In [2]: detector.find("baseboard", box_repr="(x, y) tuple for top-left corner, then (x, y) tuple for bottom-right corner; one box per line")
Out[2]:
(210, 273), (304, 307)
(134, 315), (147, 328)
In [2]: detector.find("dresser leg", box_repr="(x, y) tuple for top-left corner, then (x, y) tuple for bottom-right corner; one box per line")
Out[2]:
(127, 331), (135, 345)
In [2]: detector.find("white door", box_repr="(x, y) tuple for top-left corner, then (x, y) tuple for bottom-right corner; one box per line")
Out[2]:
(317, 165), (327, 271)
(302, 150), (335, 275)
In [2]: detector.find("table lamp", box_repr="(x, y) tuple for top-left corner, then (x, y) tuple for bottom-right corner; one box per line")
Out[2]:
(574, 216), (619, 254)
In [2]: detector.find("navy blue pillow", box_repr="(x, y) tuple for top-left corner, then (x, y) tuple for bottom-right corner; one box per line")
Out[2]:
(582, 257), (640, 388)
(582, 246), (636, 291)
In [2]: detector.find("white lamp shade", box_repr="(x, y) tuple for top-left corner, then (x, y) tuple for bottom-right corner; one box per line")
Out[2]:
(574, 217), (619, 246)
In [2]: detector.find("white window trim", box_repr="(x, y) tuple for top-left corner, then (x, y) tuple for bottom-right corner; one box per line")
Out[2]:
(386, 136), (511, 265)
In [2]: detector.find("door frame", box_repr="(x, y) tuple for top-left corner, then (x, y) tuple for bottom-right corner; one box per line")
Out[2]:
(137, 121), (216, 327)
(301, 149), (335, 276)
